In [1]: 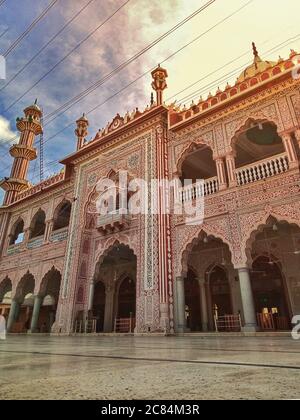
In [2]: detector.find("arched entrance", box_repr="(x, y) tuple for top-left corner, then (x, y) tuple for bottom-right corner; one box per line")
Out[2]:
(178, 232), (236, 333)
(10, 272), (35, 333)
(209, 265), (232, 318)
(92, 281), (105, 332)
(92, 243), (137, 333)
(184, 269), (201, 332)
(248, 218), (299, 330)
(34, 268), (61, 333)
(117, 277), (136, 318)
(251, 256), (290, 330)
(0, 277), (12, 320)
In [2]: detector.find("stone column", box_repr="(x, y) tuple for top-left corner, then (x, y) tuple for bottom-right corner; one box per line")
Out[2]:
(176, 276), (186, 333)
(214, 158), (227, 191)
(44, 220), (53, 243)
(23, 228), (30, 247)
(281, 132), (298, 169)
(103, 285), (114, 333)
(237, 267), (257, 331)
(6, 299), (20, 332)
(225, 153), (237, 187)
(197, 278), (208, 332)
(30, 295), (43, 332)
(87, 280), (95, 311)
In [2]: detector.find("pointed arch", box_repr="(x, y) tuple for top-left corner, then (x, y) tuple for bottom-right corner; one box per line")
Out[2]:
(53, 199), (72, 231)
(179, 227), (234, 278)
(176, 141), (213, 177)
(9, 217), (24, 245)
(0, 276), (12, 302)
(242, 213), (300, 265)
(29, 209), (46, 239)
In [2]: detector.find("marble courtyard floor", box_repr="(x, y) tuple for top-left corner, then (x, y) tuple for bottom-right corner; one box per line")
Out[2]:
(0, 335), (299, 400)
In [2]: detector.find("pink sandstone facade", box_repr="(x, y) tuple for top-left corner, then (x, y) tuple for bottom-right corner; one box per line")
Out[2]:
(0, 46), (300, 335)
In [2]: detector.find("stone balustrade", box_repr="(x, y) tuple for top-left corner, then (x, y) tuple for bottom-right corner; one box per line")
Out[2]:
(179, 176), (219, 203)
(236, 153), (289, 186)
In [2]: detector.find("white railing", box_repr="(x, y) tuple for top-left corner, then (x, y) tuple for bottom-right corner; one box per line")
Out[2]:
(236, 153), (289, 186)
(179, 176), (219, 203)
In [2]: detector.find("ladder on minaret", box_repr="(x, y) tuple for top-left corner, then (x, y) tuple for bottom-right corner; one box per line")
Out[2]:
(39, 109), (44, 182)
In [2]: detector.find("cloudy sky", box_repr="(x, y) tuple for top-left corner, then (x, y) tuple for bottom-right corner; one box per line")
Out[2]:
(1, 0), (300, 202)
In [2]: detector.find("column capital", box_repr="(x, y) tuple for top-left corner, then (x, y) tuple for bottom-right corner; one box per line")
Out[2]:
(196, 277), (206, 286)
(294, 129), (300, 143)
(225, 151), (236, 159)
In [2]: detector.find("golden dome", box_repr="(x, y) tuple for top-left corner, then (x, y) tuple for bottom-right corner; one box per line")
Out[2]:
(237, 43), (276, 83)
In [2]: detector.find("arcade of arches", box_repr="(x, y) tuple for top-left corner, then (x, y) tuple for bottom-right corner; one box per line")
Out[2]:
(0, 267), (61, 333)
(85, 244), (137, 333)
(176, 220), (300, 332)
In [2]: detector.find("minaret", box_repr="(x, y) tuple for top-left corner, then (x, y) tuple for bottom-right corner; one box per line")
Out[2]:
(75, 114), (89, 150)
(151, 65), (168, 106)
(0, 100), (43, 205)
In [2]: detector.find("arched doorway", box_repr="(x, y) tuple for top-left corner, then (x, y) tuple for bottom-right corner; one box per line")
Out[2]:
(249, 219), (298, 330)
(184, 269), (201, 332)
(209, 265), (232, 319)
(0, 277), (12, 320)
(36, 268), (61, 333)
(93, 243), (137, 333)
(92, 281), (105, 332)
(251, 256), (290, 330)
(13, 273), (35, 333)
(117, 277), (136, 318)
(179, 232), (235, 333)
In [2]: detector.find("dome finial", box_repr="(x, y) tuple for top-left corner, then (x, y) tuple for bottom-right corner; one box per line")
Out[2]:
(252, 42), (259, 59)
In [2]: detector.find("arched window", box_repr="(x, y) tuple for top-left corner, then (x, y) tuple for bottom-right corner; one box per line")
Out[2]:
(9, 219), (24, 245)
(53, 201), (71, 231)
(30, 210), (46, 239)
(234, 120), (285, 168)
(179, 144), (217, 184)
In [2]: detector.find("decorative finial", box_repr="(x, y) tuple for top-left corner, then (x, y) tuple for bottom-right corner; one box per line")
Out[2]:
(34, 98), (38, 105)
(252, 42), (259, 58)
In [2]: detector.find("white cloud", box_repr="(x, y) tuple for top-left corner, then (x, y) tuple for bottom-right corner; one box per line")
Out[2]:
(0, 115), (17, 143)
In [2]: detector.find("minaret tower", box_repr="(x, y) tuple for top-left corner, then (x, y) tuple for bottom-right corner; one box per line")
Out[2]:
(0, 100), (43, 205)
(151, 65), (168, 106)
(75, 113), (89, 150)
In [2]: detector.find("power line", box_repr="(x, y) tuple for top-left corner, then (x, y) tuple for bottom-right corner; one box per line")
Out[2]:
(0, 0), (288, 167)
(2, 0), (59, 57)
(0, 23), (296, 163)
(0, 0), (96, 92)
(0, 0), (6, 7)
(0, 28), (9, 39)
(3, 0), (132, 112)
(42, 0), (219, 125)
(37, 33), (300, 176)
(177, 34), (300, 105)
(0, 8), (297, 175)
(0, 0), (218, 147)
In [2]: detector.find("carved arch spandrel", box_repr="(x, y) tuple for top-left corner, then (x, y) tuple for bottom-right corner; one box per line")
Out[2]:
(226, 106), (283, 154)
(175, 219), (234, 278)
(238, 204), (300, 267)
